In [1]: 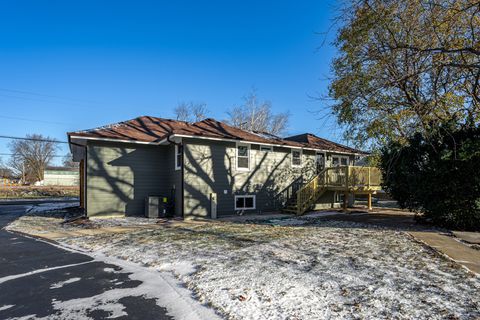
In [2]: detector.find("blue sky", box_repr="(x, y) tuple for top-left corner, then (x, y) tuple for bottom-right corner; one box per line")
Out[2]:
(0, 0), (340, 165)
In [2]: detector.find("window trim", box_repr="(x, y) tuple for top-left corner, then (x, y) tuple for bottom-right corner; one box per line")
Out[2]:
(260, 145), (273, 152)
(236, 143), (251, 171)
(332, 155), (349, 167)
(175, 144), (183, 171)
(234, 194), (256, 210)
(316, 151), (326, 170)
(291, 149), (303, 168)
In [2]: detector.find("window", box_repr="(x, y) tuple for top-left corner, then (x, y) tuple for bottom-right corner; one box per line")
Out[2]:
(291, 149), (302, 167)
(236, 143), (250, 171)
(316, 152), (325, 172)
(175, 144), (183, 170)
(332, 155), (349, 167)
(235, 195), (256, 210)
(260, 145), (272, 152)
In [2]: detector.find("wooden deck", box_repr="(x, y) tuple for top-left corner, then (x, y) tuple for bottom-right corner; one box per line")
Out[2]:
(284, 166), (382, 215)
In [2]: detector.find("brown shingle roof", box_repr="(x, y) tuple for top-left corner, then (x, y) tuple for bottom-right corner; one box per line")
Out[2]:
(284, 133), (367, 154)
(68, 116), (365, 154)
(68, 116), (190, 143)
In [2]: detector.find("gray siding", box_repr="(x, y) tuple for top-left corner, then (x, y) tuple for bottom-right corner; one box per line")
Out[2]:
(86, 141), (175, 217)
(85, 138), (358, 218)
(166, 144), (183, 217)
(183, 139), (317, 217)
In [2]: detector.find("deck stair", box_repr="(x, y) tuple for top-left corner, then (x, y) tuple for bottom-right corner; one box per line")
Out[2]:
(283, 166), (382, 215)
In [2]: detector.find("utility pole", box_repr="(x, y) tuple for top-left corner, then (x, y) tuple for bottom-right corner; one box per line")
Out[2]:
(22, 162), (25, 185)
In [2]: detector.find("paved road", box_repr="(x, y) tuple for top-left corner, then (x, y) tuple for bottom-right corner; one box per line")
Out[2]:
(0, 203), (173, 320)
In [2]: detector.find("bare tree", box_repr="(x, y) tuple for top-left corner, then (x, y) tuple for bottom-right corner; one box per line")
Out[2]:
(174, 102), (190, 122)
(226, 89), (290, 135)
(63, 152), (79, 168)
(9, 134), (59, 183)
(0, 157), (13, 178)
(174, 102), (209, 122)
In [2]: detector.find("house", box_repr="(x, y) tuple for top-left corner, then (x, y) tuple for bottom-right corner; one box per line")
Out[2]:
(68, 116), (379, 218)
(43, 166), (79, 186)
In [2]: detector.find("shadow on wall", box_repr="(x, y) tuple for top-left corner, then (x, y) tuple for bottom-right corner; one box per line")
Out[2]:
(183, 143), (316, 218)
(88, 146), (169, 217)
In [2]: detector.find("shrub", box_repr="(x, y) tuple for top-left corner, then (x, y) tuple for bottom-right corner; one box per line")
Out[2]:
(380, 125), (480, 230)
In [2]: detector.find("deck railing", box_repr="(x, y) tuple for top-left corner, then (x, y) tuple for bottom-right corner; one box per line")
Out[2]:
(295, 166), (382, 215)
(324, 166), (382, 190)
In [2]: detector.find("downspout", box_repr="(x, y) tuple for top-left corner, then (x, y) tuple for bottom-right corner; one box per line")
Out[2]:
(166, 135), (184, 219)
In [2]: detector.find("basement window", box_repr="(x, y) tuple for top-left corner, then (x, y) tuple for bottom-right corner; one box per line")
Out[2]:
(235, 195), (256, 210)
(175, 145), (183, 170)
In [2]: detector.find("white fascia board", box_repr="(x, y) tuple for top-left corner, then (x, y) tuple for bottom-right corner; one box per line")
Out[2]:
(69, 133), (364, 156)
(172, 134), (365, 155)
(171, 134), (311, 150)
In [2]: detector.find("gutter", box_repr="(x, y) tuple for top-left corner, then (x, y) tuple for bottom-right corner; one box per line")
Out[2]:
(69, 133), (366, 156)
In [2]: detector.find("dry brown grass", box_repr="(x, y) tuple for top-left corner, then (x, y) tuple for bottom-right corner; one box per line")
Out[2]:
(0, 186), (79, 198)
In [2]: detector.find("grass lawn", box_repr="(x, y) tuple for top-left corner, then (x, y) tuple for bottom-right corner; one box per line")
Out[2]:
(7, 212), (480, 319)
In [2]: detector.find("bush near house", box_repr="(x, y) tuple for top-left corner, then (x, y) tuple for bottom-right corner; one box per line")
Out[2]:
(380, 125), (480, 231)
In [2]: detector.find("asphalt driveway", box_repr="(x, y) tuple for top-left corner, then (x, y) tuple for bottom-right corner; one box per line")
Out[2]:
(0, 203), (173, 320)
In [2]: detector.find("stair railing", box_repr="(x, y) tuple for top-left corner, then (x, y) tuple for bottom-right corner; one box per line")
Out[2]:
(295, 168), (327, 215)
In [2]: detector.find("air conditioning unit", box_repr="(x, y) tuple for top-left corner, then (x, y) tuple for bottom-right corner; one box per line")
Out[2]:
(145, 195), (169, 218)
(145, 196), (161, 218)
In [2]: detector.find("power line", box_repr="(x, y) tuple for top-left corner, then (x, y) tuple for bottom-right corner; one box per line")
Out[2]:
(0, 93), (91, 107)
(0, 153), (67, 158)
(0, 115), (72, 126)
(0, 87), (98, 104)
(0, 135), (68, 144)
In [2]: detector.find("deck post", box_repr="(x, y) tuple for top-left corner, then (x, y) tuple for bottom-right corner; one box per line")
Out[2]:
(367, 193), (372, 210)
(368, 167), (371, 188)
(343, 192), (348, 211)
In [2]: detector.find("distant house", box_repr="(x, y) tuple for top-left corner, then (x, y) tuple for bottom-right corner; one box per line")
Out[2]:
(43, 166), (79, 186)
(68, 116), (380, 218)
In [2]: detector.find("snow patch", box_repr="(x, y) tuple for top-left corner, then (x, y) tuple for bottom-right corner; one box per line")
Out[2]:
(0, 261), (92, 285)
(0, 304), (14, 311)
(50, 277), (81, 289)
(8, 215), (480, 319)
(27, 202), (77, 213)
(27, 239), (221, 320)
(58, 219), (480, 319)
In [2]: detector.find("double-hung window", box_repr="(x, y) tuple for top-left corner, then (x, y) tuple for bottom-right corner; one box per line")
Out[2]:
(291, 149), (302, 167)
(235, 195), (256, 210)
(236, 143), (250, 171)
(332, 155), (349, 167)
(175, 144), (183, 170)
